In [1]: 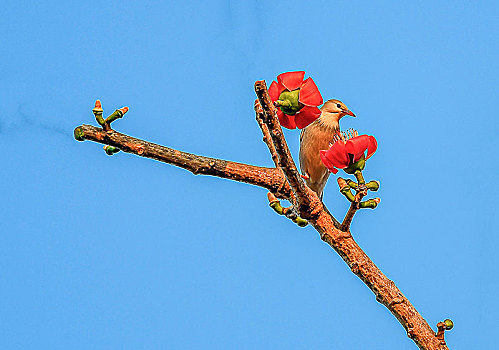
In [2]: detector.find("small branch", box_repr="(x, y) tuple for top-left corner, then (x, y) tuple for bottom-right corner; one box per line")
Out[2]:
(74, 124), (293, 199)
(254, 80), (325, 220)
(339, 173), (380, 232)
(341, 202), (360, 232)
(436, 319), (453, 346)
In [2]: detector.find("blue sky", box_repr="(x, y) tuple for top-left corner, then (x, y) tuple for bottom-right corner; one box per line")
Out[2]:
(1, 1), (497, 349)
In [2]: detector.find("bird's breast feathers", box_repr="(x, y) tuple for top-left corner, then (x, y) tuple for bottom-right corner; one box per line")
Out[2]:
(315, 113), (340, 133)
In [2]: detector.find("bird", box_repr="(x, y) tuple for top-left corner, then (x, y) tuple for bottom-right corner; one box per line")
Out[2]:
(299, 99), (356, 199)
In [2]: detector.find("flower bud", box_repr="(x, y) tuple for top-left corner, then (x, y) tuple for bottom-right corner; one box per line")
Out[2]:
(443, 319), (453, 330)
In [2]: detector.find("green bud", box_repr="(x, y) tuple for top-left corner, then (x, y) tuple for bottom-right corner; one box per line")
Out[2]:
(269, 201), (284, 215)
(294, 217), (308, 227)
(366, 180), (380, 191)
(104, 145), (120, 155)
(443, 319), (453, 330)
(359, 198), (380, 209)
(74, 127), (85, 141)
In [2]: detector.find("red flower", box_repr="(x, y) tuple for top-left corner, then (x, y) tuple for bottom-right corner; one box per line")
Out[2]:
(320, 130), (377, 174)
(268, 71), (323, 129)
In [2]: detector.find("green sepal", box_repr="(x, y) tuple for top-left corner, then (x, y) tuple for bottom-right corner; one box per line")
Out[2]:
(343, 155), (366, 174)
(277, 89), (302, 115)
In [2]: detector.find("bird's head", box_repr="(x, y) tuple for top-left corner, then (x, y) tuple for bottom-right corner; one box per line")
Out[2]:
(320, 99), (356, 118)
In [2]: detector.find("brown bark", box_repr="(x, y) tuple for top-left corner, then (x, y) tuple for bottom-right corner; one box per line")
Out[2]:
(316, 213), (447, 349)
(74, 82), (451, 349)
(254, 81), (313, 210)
(254, 100), (279, 168)
(73, 124), (292, 199)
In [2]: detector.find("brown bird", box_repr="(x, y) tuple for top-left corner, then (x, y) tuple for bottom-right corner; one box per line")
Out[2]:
(299, 99), (356, 199)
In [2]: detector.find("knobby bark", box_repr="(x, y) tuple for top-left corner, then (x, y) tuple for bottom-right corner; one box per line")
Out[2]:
(73, 82), (451, 350)
(74, 124), (292, 200)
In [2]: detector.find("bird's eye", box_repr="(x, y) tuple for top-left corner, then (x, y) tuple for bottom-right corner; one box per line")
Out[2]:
(336, 103), (341, 108)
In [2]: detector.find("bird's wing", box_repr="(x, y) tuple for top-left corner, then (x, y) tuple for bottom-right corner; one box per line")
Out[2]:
(298, 128), (308, 175)
(299, 123), (337, 195)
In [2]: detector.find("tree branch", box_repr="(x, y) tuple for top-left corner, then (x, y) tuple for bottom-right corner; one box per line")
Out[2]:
(75, 88), (451, 349)
(254, 99), (280, 168)
(254, 81), (316, 213)
(73, 124), (292, 199)
(252, 82), (450, 350)
(315, 213), (449, 349)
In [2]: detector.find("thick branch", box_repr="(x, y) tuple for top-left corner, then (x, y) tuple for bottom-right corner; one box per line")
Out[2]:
(75, 93), (449, 349)
(253, 82), (448, 349)
(311, 210), (448, 349)
(74, 124), (292, 199)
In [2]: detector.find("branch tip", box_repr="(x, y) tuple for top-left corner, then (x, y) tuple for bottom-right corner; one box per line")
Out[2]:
(74, 126), (85, 141)
(93, 99), (103, 112)
(436, 319), (453, 344)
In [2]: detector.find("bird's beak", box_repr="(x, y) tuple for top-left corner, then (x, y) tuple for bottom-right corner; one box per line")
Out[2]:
(342, 109), (357, 117)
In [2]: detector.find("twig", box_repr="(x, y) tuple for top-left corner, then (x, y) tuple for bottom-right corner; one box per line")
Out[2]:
(436, 319), (453, 346)
(74, 124), (293, 200)
(338, 175), (380, 232)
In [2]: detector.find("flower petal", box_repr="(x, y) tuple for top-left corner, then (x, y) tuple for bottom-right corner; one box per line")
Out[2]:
(276, 109), (296, 129)
(268, 81), (285, 102)
(325, 141), (350, 169)
(298, 77), (323, 106)
(345, 135), (371, 162)
(277, 71), (305, 91)
(294, 106), (321, 129)
(320, 150), (338, 173)
(366, 135), (378, 160)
